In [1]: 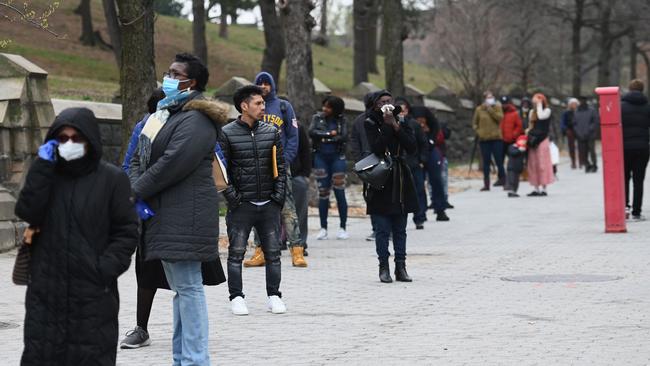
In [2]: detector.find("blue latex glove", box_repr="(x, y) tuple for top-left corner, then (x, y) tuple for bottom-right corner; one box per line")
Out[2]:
(38, 140), (59, 162)
(135, 199), (155, 220)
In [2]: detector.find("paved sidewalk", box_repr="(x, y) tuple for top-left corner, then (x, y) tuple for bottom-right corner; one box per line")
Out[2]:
(1, 158), (650, 365)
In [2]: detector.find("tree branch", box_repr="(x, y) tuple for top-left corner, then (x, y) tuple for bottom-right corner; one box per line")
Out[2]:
(0, 2), (63, 38)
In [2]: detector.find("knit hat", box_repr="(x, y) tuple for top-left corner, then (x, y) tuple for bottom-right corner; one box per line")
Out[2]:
(515, 134), (528, 150)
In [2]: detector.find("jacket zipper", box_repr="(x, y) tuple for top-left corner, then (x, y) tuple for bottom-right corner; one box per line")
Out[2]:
(251, 130), (262, 200)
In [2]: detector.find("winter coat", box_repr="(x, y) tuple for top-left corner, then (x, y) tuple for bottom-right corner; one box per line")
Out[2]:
(363, 110), (419, 215)
(507, 144), (526, 173)
(620, 91), (650, 150)
(15, 108), (138, 366)
(122, 115), (147, 171)
(254, 71), (299, 164)
(560, 110), (575, 134)
(291, 124), (312, 178)
(500, 104), (524, 144)
(573, 105), (599, 140)
(350, 112), (371, 161)
(405, 117), (429, 169)
(472, 103), (504, 141)
(219, 119), (287, 208)
(129, 93), (228, 262)
(309, 112), (348, 154)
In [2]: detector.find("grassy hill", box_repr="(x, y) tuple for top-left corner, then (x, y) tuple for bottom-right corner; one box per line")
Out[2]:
(2, 0), (449, 102)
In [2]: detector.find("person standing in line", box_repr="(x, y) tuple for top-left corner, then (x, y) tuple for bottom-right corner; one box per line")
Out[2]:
(350, 92), (377, 242)
(525, 93), (555, 196)
(621, 79), (650, 221)
(574, 96), (600, 173)
(245, 71), (306, 267)
(16, 108), (138, 365)
(472, 90), (505, 191)
(395, 97), (429, 229)
(506, 134), (528, 198)
(499, 95), (523, 190)
(412, 106), (450, 222)
(364, 90), (418, 283)
(120, 89), (227, 349)
(220, 85), (287, 315)
(291, 123), (312, 254)
(310, 96), (350, 240)
(128, 53), (222, 365)
(560, 98), (580, 169)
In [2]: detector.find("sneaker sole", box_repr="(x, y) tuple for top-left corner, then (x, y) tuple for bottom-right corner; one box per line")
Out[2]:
(120, 338), (152, 349)
(268, 308), (286, 314)
(232, 311), (249, 316)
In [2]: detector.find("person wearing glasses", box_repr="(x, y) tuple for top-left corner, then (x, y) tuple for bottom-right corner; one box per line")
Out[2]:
(15, 107), (138, 365)
(128, 53), (228, 365)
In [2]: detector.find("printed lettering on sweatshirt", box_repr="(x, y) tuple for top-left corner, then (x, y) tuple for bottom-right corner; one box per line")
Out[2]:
(263, 113), (284, 127)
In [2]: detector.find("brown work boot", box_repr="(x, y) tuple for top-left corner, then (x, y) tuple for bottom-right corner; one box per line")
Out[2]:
(290, 246), (308, 267)
(243, 247), (265, 267)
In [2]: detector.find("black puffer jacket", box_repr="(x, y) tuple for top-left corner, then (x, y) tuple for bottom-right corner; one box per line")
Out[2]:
(309, 112), (347, 154)
(219, 119), (286, 208)
(621, 91), (650, 150)
(129, 93), (228, 262)
(15, 108), (138, 366)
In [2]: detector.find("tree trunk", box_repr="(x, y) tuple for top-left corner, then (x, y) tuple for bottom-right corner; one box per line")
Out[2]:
(192, 0), (208, 64)
(116, 0), (156, 157)
(571, 0), (584, 97)
(640, 51), (650, 99)
(229, 10), (238, 25)
(596, 0), (613, 87)
(219, 8), (229, 39)
(102, 0), (122, 68)
(629, 31), (637, 80)
(77, 0), (95, 46)
(367, 2), (379, 74)
(353, 0), (369, 85)
(260, 0), (286, 83)
(280, 0), (316, 125)
(382, 0), (404, 96)
(318, 0), (329, 46)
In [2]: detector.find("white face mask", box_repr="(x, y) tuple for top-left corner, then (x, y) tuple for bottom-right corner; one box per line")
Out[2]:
(58, 141), (86, 161)
(485, 98), (496, 105)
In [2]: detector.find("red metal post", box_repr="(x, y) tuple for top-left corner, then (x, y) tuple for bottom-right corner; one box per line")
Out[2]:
(594, 87), (627, 233)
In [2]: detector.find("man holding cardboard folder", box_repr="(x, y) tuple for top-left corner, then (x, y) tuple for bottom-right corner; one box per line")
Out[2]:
(219, 85), (288, 315)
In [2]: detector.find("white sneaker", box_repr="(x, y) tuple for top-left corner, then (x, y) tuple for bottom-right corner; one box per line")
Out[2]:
(336, 228), (349, 240)
(230, 296), (249, 316)
(267, 295), (286, 314)
(316, 228), (328, 240)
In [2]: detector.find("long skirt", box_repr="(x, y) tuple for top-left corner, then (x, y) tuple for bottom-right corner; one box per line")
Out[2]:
(527, 138), (555, 187)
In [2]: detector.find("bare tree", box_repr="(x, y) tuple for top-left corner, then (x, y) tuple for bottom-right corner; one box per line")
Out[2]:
(75, 0), (96, 46)
(280, 0), (316, 124)
(192, 0), (208, 65)
(103, 0), (122, 67)
(260, 0), (286, 83)
(383, 0), (405, 96)
(435, 0), (505, 103)
(367, 4), (379, 74)
(353, 0), (371, 85)
(0, 1), (64, 47)
(116, 0), (156, 155)
(313, 0), (329, 46)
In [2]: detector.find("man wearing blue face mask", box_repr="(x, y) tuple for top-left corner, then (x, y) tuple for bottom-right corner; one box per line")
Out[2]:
(128, 53), (229, 365)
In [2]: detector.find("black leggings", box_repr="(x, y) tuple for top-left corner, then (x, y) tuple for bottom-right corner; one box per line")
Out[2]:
(624, 148), (650, 216)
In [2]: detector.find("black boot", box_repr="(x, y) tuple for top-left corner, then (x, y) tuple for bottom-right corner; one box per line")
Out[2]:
(379, 261), (393, 283)
(480, 177), (490, 191)
(394, 260), (412, 282)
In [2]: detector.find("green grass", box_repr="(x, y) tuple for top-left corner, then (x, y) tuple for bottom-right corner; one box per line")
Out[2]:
(2, 1), (451, 101)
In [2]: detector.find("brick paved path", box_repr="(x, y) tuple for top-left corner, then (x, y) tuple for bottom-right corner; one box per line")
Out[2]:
(1, 159), (649, 365)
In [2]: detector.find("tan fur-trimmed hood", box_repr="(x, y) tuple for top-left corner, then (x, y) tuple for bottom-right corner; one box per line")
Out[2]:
(183, 98), (230, 126)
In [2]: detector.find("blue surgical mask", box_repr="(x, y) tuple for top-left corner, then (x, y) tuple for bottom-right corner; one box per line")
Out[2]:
(161, 77), (190, 98)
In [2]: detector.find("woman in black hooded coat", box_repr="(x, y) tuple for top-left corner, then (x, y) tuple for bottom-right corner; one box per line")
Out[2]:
(363, 91), (418, 283)
(15, 107), (138, 365)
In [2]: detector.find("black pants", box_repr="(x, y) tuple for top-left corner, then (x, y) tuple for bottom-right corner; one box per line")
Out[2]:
(578, 138), (597, 170)
(226, 202), (282, 300)
(479, 140), (506, 184)
(624, 148), (650, 216)
(506, 170), (521, 193)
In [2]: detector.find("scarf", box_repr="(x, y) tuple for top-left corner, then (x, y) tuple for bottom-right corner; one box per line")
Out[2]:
(136, 91), (192, 172)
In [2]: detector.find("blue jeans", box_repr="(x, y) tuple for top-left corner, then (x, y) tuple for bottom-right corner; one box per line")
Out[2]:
(442, 157), (449, 201)
(479, 140), (506, 183)
(162, 260), (210, 366)
(411, 165), (427, 224)
(373, 214), (407, 262)
(426, 148), (447, 213)
(313, 151), (348, 230)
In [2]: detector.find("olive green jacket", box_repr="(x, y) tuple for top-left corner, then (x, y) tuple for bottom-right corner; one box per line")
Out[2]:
(472, 104), (504, 141)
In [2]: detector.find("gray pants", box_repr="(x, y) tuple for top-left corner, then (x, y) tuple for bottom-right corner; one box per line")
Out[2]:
(291, 175), (309, 246)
